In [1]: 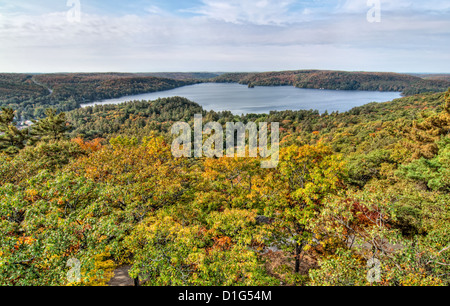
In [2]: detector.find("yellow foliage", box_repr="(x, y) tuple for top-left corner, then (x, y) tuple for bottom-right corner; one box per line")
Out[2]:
(82, 252), (116, 286)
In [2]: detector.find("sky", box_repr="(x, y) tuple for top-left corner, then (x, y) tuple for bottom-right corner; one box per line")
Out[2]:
(0, 0), (449, 73)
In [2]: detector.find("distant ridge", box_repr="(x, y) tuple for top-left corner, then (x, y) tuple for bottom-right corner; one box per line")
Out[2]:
(211, 70), (450, 96)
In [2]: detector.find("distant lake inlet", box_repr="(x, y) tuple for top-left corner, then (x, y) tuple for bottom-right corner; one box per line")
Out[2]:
(81, 83), (403, 115)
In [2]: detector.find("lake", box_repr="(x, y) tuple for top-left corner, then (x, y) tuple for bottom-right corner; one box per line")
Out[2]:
(81, 83), (402, 115)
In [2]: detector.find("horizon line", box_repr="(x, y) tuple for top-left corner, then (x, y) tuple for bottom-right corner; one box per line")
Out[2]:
(1, 70), (450, 75)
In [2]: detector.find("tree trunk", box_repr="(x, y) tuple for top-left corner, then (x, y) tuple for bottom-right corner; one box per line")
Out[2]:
(295, 242), (302, 273)
(294, 223), (305, 273)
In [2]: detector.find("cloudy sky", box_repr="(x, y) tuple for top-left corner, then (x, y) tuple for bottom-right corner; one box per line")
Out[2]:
(0, 0), (449, 73)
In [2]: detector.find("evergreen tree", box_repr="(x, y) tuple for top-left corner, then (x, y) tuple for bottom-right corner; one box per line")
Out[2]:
(30, 109), (69, 143)
(0, 107), (29, 154)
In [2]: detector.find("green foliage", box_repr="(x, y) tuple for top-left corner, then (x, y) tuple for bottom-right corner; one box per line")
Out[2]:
(19, 140), (85, 173)
(346, 149), (396, 187)
(30, 109), (69, 142)
(400, 137), (450, 192)
(0, 82), (449, 286)
(67, 97), (204, 140)
(0, 108), (29, 154)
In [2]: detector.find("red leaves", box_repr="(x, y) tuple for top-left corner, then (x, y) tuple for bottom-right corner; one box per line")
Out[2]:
(349, 200), (390, 229)
(213, 236), (232, 251)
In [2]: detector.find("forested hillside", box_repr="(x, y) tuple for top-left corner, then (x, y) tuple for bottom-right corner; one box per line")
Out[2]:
(33, 73), (200, 102)
(0, 74), (51, 112)
(0, 73), (198, 119)
(137, 72), (222, 80)
(410, 74), (450, 82)
(1, 88), (449, 286)
(2, 71), (449, 121)
(212, 70), (450, 95)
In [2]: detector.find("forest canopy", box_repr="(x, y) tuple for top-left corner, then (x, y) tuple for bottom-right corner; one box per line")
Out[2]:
(0, 85), (449, 286)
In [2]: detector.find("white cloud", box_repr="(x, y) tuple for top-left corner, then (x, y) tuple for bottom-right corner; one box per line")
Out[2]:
(337, 0), (450, 14)
(0, 1), (449, 73)
(145, 5), (172, 17)
(187, 0), (301, 25)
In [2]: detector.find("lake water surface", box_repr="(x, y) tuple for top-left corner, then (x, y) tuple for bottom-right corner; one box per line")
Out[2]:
(81, 83), (402, 115)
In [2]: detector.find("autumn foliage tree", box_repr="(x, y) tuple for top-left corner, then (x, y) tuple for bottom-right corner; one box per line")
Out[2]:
(266, 143), (346, 276)
(408, 89), (450, 159)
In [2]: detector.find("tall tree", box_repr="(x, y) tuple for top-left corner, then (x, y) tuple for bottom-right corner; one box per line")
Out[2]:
(268, 143), (346, 275)
(30, 109), (69, 143)
(0, 107), (29, 154)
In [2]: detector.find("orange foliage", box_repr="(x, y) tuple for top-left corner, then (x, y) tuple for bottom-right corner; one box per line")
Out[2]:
(72, 137), (104, 152)
(14, 236), (36, 250)
(213, 236), (232, 251)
